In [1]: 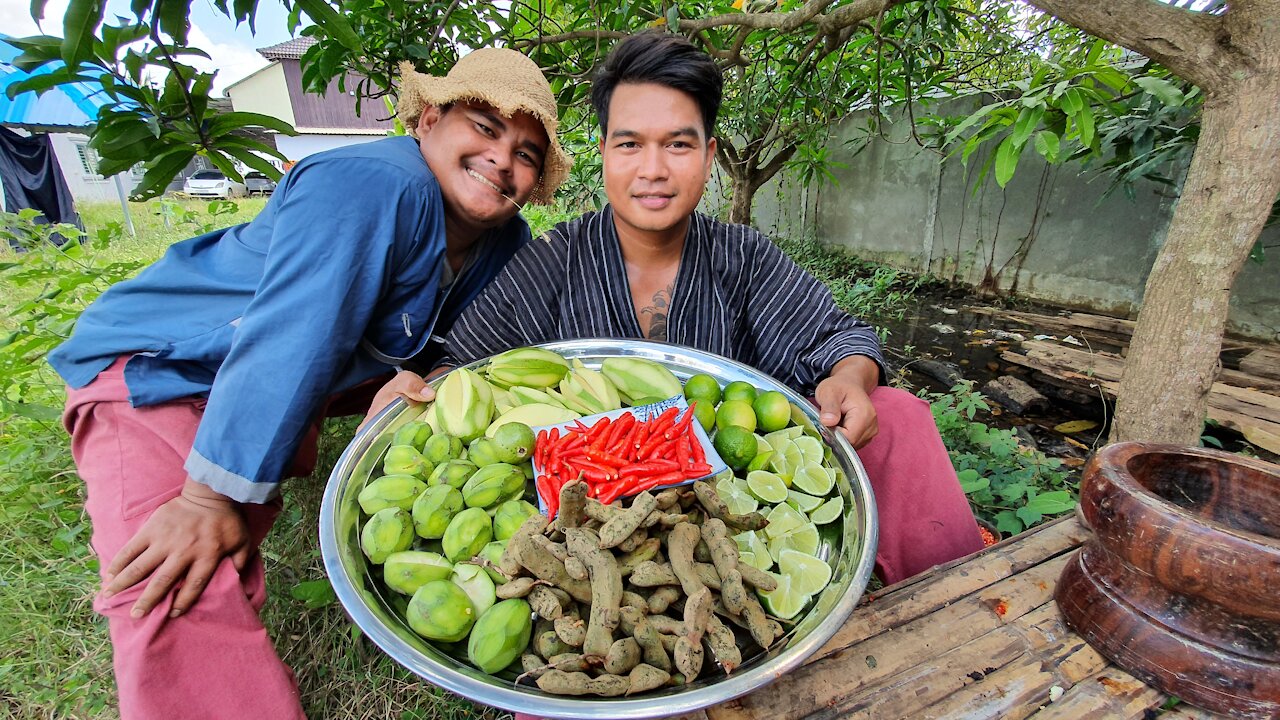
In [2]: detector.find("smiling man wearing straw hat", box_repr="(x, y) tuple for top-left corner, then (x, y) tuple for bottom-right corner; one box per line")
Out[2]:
(46, 48), (569, 720)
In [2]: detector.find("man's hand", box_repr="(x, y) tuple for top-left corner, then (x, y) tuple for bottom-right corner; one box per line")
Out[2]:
(361, 370), (436, 429)
(814, 355), (881, 448)
(102, 479), (249, 619)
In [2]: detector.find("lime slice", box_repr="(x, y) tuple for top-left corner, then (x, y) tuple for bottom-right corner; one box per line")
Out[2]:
(785, 489), (823, 513)
(809, 495), (843, 525)
(717, 477), (759, 516)
(793, 462), (835, 496)
(759, 573), (807, 620)
(733, 531), (774, 571)
(753, 434), (775, 455)
(769, 443), (804, 485)
(768, 522), (820, 558)
(793, 436), (824, 466)
(746, 470), (788, 504)
(778, 549), (833, 597)
(764, 503), (806, 539)
(747, 450), (775, 473)
(764, 426), (804, 447)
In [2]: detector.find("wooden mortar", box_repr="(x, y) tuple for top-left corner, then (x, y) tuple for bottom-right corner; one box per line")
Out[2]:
(1056, 442), (1280, 719)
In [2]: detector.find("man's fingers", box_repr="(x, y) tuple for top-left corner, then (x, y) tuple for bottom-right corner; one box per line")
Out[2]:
(231, 545), (251, 572)
(813, 387), (843, 427)
(104, 538), (148, 585)
(130, 557), (188, 618)
(169, 558), (218, 618)
(104, 544), (165, 597)
(401, 383), (434, 404)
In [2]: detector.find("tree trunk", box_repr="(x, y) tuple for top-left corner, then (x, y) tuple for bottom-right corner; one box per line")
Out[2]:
(728, 175), (760, 226)
(1112, 68), (1280, 443)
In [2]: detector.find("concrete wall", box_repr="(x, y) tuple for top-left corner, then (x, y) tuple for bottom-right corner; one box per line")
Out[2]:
(275, 132), (384, 162)
(738, 101), (1280, 341)
(226, 63), (295, 127)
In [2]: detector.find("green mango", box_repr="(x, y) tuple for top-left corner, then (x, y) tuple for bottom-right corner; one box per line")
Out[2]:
(411, 484), (464, 539)
(467, 598), (533, 674)
(462, 463), (525, 509)
(392, 421), (433, 451)
(442, 507), (493, 563)
(466, 437), (505, 467)
(406, 580), (476, 642)
(450, 563), (496, 617)
(428, 459), (478, 489)
(360, 507), (414, 564)
(478, 541), (508, 584)
(422, 434), (464, 465)
(358, 474), (427, 515)
(491, 422), (536, 464)
(492, 500), (540, 542)
(382, 445), (433, 479)
(382, 551), (453, 595)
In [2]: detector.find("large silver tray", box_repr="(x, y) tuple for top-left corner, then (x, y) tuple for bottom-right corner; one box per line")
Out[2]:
(319, 339), (878, 718)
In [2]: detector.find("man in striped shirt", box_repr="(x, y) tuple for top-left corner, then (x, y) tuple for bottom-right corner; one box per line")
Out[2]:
(377, 32), (983, 582)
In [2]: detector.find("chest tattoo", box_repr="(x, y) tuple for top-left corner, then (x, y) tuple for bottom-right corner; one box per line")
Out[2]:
(640, 284), (674, 341)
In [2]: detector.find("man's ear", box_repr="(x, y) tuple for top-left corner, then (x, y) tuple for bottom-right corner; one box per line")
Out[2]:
(704, 136), (718, 181)
(417, 105), (444, 136)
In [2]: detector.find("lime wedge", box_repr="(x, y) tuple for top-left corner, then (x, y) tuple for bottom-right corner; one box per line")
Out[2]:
(759, 573), (807, 620)
(764, 426), (804, 447)
(753, 434), (775, 455)
(717, 477), (759, 516)
(785, 489), (823, 513)
(746, 470), (788, 504)
(734, 531), (774, 571)
(768, 443), (804, 485)
(809, 495), (843, 525)
(793, 462), (835, 496)
(778, 549), (833, 597)
(768, 522), (820, 558)
(764, 503), (806, 539)
(793, 436), (825, 466)
(747, 450), (775, 473)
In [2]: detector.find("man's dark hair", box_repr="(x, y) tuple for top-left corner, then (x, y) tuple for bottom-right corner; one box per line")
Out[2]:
(592, 31), (723, 140)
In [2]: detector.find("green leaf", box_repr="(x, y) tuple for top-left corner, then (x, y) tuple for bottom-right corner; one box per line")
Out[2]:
(994, 510), (1023, 535)
(1015, 506), (1043, 528)
(131, 149), (195, 200)
(158, 0), (194, 44)
(945, 103), (1000, 143)
(295, 0), (362, 51)
(958, 470), (990, 495)
(1058, 87), (1084, 115)
(206, 111), (297, 137)
(1023, 490), (1077, 516)
(289, 578), (336, 609)
(1033, 130), (1060, 164)
(1134, 75), (1185, 108)
(1074, 106), (1095, 148)
(1010, 106), (1044, 148)
(60, 0), (104, 67)
(994, 134), (1021, 188)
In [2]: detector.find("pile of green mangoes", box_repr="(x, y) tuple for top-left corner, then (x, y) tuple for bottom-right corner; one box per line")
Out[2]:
(357, 419), (542, 674)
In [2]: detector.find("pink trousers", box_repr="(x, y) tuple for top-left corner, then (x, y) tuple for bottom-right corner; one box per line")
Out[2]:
(65, 363), (978, 719)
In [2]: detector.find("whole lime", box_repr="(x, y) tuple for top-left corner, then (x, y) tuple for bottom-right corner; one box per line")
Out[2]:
(716, 399), (758, 433)
(683, 373), (722, 406)
(753, 391), (792, 433)
(692, 400), (716, 432)
(713, 425), (759, 472)
(722, 381), (758, 403)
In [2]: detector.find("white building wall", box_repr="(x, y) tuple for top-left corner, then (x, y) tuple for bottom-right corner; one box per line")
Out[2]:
(225, 63), (295, 127)
(275, 133), (384, 162)
(48, 132), (141, 203)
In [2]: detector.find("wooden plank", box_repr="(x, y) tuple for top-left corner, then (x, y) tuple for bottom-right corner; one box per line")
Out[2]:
(1241, 349), (1280, 381)
(1025, 666), (1170, 720)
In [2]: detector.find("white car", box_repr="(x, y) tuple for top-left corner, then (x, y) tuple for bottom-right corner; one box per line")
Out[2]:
(183, 170), (248, 199)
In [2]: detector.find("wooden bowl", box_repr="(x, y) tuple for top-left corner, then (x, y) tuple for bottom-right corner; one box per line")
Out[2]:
(1056, 442), (1280, 719)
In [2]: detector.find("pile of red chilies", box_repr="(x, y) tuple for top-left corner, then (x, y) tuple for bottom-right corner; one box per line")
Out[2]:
(534, 404), (713, 518)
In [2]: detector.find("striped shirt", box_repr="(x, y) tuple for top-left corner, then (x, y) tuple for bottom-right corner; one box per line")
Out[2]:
(443, 206), (885, 395)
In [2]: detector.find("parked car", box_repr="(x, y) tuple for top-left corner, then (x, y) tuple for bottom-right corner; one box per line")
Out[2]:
(183, 170), (247, 199)
(244, 171), (277, 195)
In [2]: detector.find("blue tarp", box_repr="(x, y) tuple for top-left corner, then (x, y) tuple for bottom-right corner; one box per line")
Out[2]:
(0, 34), (112, 129)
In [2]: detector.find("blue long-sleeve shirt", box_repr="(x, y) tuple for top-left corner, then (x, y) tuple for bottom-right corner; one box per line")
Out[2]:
(49, 136), (529, 502)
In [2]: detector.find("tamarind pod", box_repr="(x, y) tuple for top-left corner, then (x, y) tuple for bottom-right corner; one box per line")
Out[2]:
(646, 586), (680, 614)
(508, 533), (593, 603)
(737, 563), (778, 592)
(532, 534), (570, 562)
(529, 585), (568, 620)
(604, 637), (642, 675)
(627, 664), (671, 695)
(647, 615), (684, 635)
(521, 654), (546, 675)
(551, 479), (588, 532)
(496, 576), (542, 599)
(660, 633), (679, 654)
(620, 606), (672, 673)
(564, 555), (589, 582)
(643, 510), (689, 528)
(769, 619), (785, 641)
(616, 526), (649, 554)
(583, 498), (620, 524)
(653, 488), (682, 510)
(683, 586), (713, 646)
(565, 527), (623, 658)
(628, 560), (726, 592)
(693, 481), (768, 531)
(500, 514), (548, 576)
(740, 592), (775, 649)
(693, 539), (713, 564)
(536, 670), (629, 697)
(718, 568), (749, 616)
(666, 523), (706, 598)
(704, 615), (741, 674)
(617, 537), (662, 577)
(621, 591), (650, 614)
(553, 616), (586, 647)
(674, 637), (704, 680)
(599, 491), (658, 549)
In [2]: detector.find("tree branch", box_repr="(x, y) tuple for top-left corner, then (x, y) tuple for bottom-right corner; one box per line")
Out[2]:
(1020, 0), (1233, 89)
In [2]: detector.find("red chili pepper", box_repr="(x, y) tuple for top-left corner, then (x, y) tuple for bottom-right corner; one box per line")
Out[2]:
(587, 449), (628, 468)
(630, 422), (652, 460)
(586, 416), (612, 441)
(684, 464), (714, 478)
(690, 433), (706, 465)
(646, 438), (680, 461)
(635, 470), (686, 492)
(604, 413), (634, 450)
(636, 433), (665, 460)
(649, 406), (680, 435)
(676, 434), (693, 469)
(565, 458), (615, 483)
(615, 417), (642, 455)
(535, 430), (548, 467)
(570, 419), (590, 434)
(560, 433), (586, 451)
(536, 475), (552, 511)
(560, 446), (587, 460)
(618, 459), (681, 478)
(667, 407), (696, 440)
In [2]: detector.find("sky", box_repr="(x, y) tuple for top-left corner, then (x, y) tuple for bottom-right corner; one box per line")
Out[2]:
(1, 0), (296, 94)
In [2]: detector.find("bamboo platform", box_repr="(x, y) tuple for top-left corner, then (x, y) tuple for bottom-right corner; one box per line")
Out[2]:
(674, 516), (1230, 720)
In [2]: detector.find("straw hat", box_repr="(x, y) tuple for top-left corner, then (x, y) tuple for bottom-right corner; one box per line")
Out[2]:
(397, 49), (571, 206)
